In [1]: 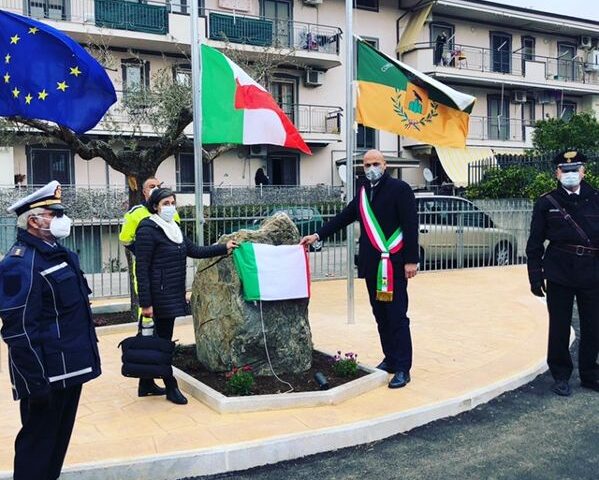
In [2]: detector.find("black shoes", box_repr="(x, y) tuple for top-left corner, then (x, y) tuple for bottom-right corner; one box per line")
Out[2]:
(138, 379), (166, 397)
(165, 377), (188, 405)
(581, 378), (599, 392)
(376, 360), (396, 374)
(551, 380), (572, 397)
(388, 371), (411, 389)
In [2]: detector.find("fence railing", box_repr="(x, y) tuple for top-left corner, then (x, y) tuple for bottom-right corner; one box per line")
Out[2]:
(468, 116), (533, 142)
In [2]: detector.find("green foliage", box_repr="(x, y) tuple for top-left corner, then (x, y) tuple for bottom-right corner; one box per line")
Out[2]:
(331, 351), (359, 378)
(225, 365), (254, 396)
(532, 112), (599, 154)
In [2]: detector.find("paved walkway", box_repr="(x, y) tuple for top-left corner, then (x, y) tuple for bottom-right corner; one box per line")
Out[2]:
(0, 266), (548, 479)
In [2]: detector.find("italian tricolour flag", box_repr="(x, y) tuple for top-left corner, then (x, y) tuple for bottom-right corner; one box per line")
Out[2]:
(202, 44), (311, 154)
(233, 243), (311, 301)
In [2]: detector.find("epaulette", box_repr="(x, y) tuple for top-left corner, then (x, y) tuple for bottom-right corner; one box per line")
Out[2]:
(126, 204), (146, 215)
(8, 245), (27, 257)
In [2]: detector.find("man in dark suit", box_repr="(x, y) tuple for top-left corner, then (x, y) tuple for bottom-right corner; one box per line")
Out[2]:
(301, 150), (419, 389)
(526, 150), (599, 396)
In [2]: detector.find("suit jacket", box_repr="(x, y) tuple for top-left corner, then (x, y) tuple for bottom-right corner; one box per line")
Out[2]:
(317, 173), (419, 278)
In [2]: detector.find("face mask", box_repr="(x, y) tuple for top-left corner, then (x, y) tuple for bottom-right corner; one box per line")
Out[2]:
(34, 214), (72, 239)
(159, 205), (177, 222)
(364, 165), (384, 183)
(560, 171), (581, 188)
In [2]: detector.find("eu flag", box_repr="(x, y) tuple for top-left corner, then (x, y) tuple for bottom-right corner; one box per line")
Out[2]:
(0, 10), (116, 133)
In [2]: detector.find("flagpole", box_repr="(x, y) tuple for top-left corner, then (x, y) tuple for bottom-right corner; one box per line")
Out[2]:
(345, 0), (355, 325)
(190, 0), (204, 245)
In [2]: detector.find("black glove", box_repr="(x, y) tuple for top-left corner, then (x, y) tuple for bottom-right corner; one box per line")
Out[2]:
(530, 280), (546, 297)
(28, 391), (52, 410)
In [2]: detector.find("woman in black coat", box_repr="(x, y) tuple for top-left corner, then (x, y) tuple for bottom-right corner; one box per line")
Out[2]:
(135, 188), (237, 404)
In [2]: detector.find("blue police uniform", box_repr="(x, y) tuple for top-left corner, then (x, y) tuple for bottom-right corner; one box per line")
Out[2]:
(0, 181), (101, 480)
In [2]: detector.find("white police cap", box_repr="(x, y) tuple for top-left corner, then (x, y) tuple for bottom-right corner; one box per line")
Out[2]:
(7, 180), (65, 216)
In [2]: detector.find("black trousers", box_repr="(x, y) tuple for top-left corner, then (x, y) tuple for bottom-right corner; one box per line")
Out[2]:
(14, 384), (82, 480)
(365, 274), (413, 374)
(546, 281), (599, 382)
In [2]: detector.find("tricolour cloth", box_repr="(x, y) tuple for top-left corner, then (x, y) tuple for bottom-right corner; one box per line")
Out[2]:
(233, 243), (310, 301)
(201, 44), (311, 155)
(359, 187), (404, 302)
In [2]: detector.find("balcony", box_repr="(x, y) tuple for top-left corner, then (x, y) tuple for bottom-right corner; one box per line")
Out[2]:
(94, 0), (168, 35)
(295, 104), (343, 143)
(206, 10), (342, 70)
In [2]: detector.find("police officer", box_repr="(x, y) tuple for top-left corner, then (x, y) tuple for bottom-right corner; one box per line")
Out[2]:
(0, 181), (101, 480)
(526, 150), (599, 396)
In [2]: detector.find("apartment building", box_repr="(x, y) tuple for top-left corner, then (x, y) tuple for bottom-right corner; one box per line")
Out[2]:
(1, 0), (599, 191)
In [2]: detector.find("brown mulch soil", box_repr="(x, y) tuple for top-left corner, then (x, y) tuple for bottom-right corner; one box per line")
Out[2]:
(172, 345), (368, 396)
(92, 311), (135, 327)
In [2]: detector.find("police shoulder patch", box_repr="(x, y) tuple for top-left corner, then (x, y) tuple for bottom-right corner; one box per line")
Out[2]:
(9, 245), (26, 257)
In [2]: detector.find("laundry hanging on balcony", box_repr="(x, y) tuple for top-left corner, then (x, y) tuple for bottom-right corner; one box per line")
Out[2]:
(0, 10), (116, 133)
(356, 38), (476, 149)
(201, 44), (312, 155)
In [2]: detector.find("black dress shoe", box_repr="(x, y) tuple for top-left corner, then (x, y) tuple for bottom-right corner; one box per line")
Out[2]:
(376, 361), (396, 374)
(138, 379), (166, 397)
(164, 377), (188, 405)
(551, 380), (572, 397)
(388, 371), (411, 389)
(581, 378), (599, 392)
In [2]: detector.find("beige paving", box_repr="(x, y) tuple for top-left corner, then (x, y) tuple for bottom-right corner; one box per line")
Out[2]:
(0, 265), (548, 474)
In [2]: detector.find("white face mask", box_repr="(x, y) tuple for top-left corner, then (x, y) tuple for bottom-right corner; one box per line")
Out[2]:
(159, 205), (177, 222)
(364, 165), (384, 183)
(34, 214), (72, 239)
(560, 171), (581, 189)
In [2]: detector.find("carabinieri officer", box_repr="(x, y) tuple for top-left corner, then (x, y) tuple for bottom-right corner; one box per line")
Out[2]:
(526, 150), (599, 397)
(0, 181), (101, 480)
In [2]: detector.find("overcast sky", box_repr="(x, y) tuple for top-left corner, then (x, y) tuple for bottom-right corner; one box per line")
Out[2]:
(493, 0), (599, 22)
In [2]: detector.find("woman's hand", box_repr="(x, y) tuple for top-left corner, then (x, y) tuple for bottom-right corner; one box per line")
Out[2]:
(226, 240), (239, 254)
(141, 306), (154, 318)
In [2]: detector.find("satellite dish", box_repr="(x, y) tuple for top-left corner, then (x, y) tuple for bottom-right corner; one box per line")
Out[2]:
(338, 165), (347, 183)
(423, 168), (435, 183)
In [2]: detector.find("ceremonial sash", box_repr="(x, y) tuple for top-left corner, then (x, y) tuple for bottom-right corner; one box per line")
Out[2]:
(359, 187), (404, 302)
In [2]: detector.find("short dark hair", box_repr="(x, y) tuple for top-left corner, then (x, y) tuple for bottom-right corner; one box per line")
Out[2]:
(148, 188), (176, 214)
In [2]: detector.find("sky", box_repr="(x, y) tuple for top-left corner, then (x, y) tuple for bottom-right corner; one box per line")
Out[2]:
(493, 0), (599, 22)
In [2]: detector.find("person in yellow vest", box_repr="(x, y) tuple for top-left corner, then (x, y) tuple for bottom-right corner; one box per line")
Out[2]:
(119, 176), (180, 398)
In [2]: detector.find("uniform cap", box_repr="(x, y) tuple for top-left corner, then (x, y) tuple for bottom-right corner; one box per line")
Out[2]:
(553, 150), (587, 170)
(7, 180), (65, 216)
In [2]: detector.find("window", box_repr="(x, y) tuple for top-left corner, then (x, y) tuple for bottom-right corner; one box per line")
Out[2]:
(27, 0), (66, 21)
(268, 153), (299, 185)
(269, 78), (297, 123)
(122, 58), (150, 94)
(262, 0), (292, 47)
(173, 64), (192, 86)
(521, 36), (535, 74)
(170, 0), (204, 15)
(431, 23), (454, 66)
(354, 0), (378, 12)
(560, 101), (576, 122)
(176, 152), (213, 193)
(491, 32), (512, 74)
(557, 43), (577, 81)
(27, 146), (73, 185)
(488, 95), (510, 141)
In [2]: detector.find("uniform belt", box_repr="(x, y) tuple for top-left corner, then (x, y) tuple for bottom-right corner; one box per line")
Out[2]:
(553, 244), (599, 257)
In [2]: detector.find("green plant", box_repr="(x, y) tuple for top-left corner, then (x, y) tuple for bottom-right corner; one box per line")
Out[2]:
(225, 365), (254, 396)
(331, 351), (359, 378)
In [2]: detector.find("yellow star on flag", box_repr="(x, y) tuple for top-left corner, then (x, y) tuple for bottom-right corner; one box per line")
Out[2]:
(38, 89), (48, 100)
(69, 66), (82, 77)
(25, 93), (32, 104)
(4, 54), (10, 64)
(12, 87), (20, 98)
(3, 72), (9, 83)
(56, 81), (68, 91)
(10, 34), (20, 45)
(28, 27), (39, 34)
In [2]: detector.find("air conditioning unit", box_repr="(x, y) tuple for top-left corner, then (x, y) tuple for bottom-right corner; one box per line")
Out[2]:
(304, 69), (324, 87)
(512, 90), (527, 103)
(303, 0), (323, 5)
(249, 144), (268, 157)
(579, 35), (593, 49)
(585, 49), (599, 72)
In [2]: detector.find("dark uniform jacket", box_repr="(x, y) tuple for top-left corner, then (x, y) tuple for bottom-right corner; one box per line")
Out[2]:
(526, 180), (599, 289)
(135, 218), (228, 318)
(0, 229), (101, 400)
(317, 173), (419, 278)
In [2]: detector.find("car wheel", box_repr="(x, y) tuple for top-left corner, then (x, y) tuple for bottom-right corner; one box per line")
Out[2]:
(493, 242), (513, 266)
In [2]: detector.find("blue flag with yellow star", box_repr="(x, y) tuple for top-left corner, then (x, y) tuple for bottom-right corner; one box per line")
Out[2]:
(0, 10), (116, 133)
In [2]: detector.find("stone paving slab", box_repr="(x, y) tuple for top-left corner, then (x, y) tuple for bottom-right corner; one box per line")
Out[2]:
(0, 266), (549, 479)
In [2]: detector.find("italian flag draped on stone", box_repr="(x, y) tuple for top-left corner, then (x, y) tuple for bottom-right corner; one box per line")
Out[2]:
(233, 243), (311, 301)
(202, 44), (311, 154)
(356, 39), (476, 148)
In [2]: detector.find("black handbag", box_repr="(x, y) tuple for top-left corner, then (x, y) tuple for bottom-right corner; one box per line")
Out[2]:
(118, 317), (175, 379)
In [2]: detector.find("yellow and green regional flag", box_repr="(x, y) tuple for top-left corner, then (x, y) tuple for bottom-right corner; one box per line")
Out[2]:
(356, 39), (476, 148)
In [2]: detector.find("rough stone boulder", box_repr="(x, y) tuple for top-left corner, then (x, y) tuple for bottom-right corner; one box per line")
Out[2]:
(190, 213), (313, 375)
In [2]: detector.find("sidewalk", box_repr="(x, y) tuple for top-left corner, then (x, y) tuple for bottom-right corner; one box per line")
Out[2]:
(0, 266), (548, 479)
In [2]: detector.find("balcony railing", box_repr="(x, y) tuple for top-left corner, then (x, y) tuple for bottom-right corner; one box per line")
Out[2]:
(207, 10), (341, 55)
(294, 104), (342, 134)
(468, 116), (533, 143)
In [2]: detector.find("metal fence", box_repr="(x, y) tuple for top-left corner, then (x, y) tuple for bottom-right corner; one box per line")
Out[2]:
(0, 186), (534, 299)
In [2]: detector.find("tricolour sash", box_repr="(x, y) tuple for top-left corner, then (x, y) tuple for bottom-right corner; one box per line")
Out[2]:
(359, 187), (404, 302)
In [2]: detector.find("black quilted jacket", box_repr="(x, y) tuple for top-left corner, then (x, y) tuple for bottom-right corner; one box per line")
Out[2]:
(135, 218), (227, 318)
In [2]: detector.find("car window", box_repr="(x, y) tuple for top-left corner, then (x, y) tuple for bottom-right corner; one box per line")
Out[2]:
(418, 199), (456, 225)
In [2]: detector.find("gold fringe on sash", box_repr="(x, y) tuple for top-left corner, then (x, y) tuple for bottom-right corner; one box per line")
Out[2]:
(376, 291), (393, 302)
